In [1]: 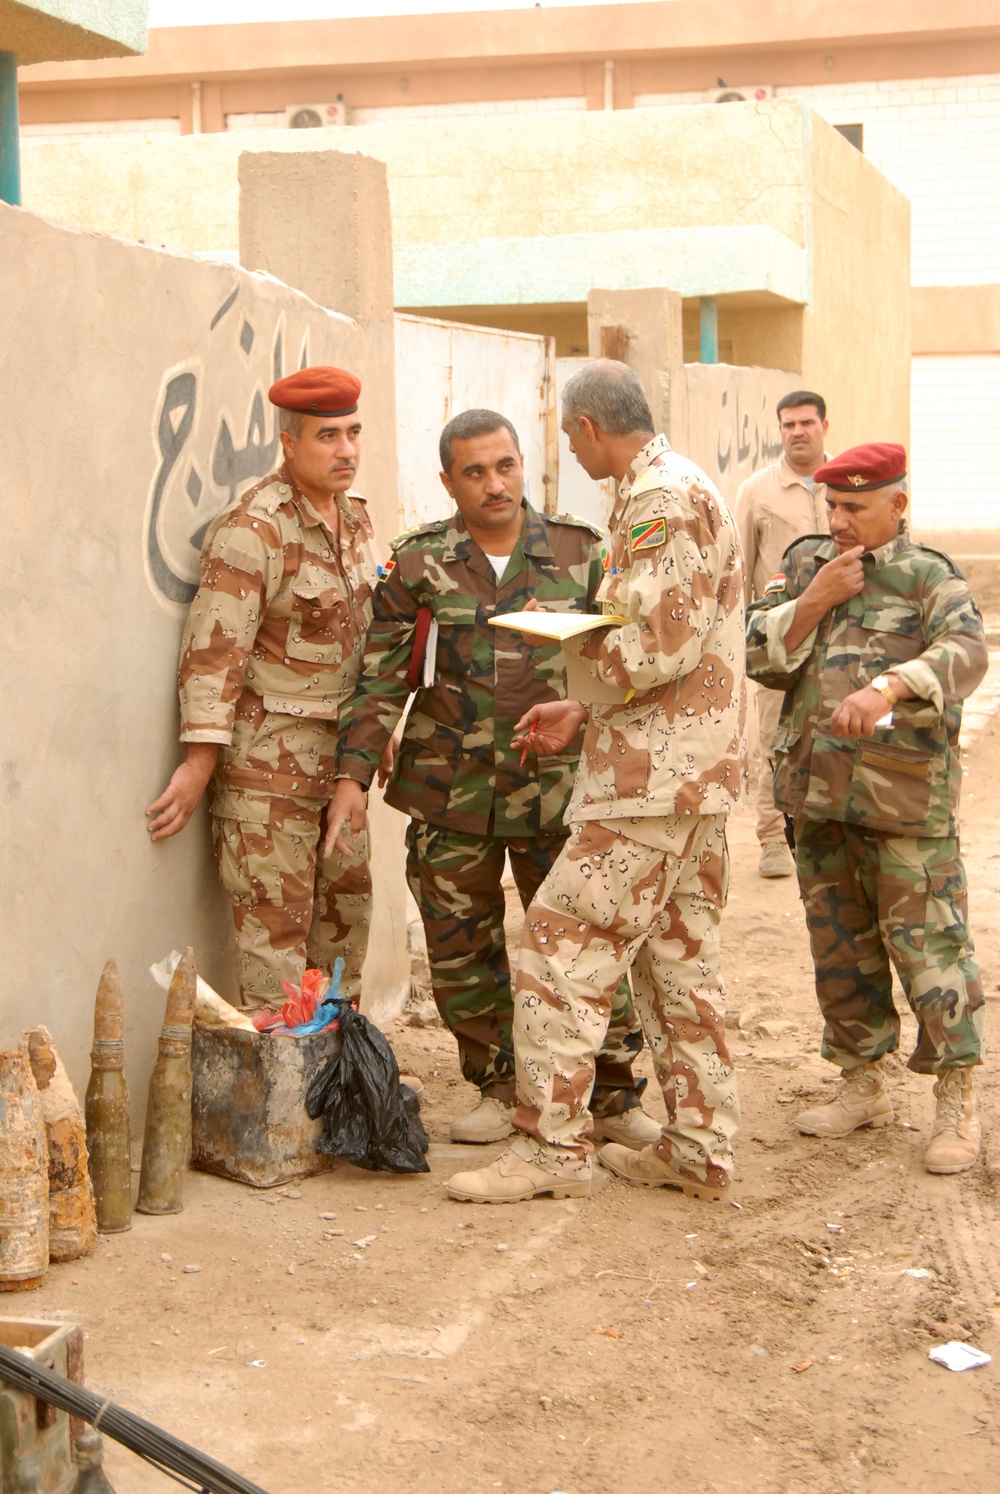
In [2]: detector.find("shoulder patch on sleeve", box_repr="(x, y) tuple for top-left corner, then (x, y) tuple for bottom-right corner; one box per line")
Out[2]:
(630, 516), (667, 552)
(550, 511), (604, 539)
(763, 573), (787, 596)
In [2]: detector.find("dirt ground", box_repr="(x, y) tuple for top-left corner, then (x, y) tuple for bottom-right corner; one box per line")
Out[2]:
(21, 549), (1000, 1494)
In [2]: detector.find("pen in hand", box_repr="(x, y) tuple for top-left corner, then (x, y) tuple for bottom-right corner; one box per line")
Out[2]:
(519, 724), (537, 767)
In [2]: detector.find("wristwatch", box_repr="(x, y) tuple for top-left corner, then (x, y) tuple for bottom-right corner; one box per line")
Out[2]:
(870, 673), (898, 707)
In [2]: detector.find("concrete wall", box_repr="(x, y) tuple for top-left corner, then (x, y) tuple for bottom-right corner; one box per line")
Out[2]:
(671, 365), (802, 511)
(19, 100), (808, 258)
(17, 102), (909, 455)
(911, 355), (1000, 530)
(801, 106), (911, 457)
(0, 191), (408, 1122)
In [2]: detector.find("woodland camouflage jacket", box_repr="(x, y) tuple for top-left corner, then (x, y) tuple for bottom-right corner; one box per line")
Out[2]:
(745, 526), (988, 836)
(178, 465), (378, 795)
(567, 434), (749, 824)
(335, 501), (602, 837)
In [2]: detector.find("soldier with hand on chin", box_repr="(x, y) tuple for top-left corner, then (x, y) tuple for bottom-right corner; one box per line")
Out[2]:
(746, 442), (988, 1173)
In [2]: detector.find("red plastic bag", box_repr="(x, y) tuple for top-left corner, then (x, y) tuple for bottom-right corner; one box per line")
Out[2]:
(251, 968), (330, 1033)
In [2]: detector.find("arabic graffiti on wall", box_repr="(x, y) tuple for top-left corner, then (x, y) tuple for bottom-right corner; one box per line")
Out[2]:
(676, 364), (798, 505)
(143, 285), (314, 613)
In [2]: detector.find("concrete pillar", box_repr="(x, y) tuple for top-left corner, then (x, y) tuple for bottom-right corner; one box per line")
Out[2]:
(0, 53), (20, 206)
(699, 296), (719, 364)
(586, 287), (684, 437)
(240, 150), (394, 330)
(237, 149), (409, 1025)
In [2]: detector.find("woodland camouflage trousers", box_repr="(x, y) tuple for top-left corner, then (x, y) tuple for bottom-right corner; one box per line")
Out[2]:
(510, 814), (739, 1190)
(405, 821), (647, 1114)
(794, 817), (984, 1074)
(212, 785), (372, 1008)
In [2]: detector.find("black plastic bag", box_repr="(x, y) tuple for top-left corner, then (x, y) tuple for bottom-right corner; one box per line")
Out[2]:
(305, 1004), (430, 1173)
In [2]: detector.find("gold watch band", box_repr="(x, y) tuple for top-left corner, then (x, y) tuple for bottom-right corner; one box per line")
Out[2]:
(871, 676), (898, 707)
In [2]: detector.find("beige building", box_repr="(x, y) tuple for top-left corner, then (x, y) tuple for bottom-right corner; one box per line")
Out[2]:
(15, 1), (995, 525)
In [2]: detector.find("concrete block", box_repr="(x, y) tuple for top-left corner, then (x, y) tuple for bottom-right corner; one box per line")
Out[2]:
(239, 149), (393, 327)
(586, 286), (684, 436)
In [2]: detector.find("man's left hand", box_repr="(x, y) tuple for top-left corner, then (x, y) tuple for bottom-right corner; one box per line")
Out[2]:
(322, 779), (368, 858)
(832, 686), (895, 739)
(513, 699), (589, 755)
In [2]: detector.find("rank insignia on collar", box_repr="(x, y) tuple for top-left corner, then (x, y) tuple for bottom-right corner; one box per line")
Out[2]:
(847, 474), (868, 487)
(376, 558), (396, 580)
(763, 573), (787, 595)
(629, 517), (667, 552)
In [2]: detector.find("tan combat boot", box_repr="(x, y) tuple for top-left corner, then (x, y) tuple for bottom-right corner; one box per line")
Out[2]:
(795, 1059), (894, 1137)
(591, 1107), (663, 1149)
(923, 1067), (981, 1174)
(759, 841), (794, 878)
(449, 1094), (516, 1144)
(600, 1143), (730, 1201)
(444, 1147), (591, 1203)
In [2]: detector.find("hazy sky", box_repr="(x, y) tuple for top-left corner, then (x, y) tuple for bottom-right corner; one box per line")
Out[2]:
(148, 0), (653, 24)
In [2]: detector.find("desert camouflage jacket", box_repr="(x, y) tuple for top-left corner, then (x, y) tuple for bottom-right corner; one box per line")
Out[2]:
(336, 501), (602, 837)
(567, 434), (749, 824)
(178, 465), (378, 795)
(745, 526), (988, 836)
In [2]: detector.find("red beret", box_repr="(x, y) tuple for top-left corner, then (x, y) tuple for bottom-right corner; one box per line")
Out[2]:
(814, 442), (907, 492)
(268, 366), (361, 417)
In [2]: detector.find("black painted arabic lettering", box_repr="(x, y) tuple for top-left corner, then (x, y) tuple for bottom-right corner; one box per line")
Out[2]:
(147, 372), (199, 607)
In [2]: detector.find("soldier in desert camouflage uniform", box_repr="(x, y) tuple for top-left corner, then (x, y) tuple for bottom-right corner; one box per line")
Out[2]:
(147, 367), (379, 1008)
(745, 442), (988, 1173)
(445, 361), (747, 1204)
(327, 409), (659, 1147)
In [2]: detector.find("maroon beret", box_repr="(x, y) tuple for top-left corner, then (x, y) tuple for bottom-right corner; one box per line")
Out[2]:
(268, 366), (361, 416)
(814, 442), (907, 492)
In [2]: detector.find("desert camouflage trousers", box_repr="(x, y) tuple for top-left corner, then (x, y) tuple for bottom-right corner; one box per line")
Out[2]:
(794, 818), (984, 1074)
(405, 821), (647, 1115)
(510, 814), (739, 1190)
(212, 784), (372, 1008)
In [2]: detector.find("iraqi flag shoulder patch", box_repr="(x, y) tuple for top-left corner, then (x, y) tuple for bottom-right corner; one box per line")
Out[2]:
(763, 573), (787, 596)
(376, 558), (396, 581)
(629, 517), (667, 552)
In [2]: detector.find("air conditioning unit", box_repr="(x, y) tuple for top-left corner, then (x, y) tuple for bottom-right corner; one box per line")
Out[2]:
(284, 102), (349, 129)
(708, 85), (774, 104)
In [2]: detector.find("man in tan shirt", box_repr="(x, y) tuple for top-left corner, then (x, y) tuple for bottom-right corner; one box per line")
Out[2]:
(734, 390), (829, 877)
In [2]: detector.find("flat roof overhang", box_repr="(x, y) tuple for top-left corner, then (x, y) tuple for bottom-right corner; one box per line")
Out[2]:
(18, 0), (1000, 87)
(1, 0), (147, 66)
(394, 225), (809, 310)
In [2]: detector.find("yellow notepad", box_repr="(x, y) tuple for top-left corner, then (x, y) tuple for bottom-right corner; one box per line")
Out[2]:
(488, 610), (628, 640)
(489, 612), (634, 703)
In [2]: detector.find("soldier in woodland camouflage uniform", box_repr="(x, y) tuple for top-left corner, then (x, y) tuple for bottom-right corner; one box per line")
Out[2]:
(147, 367), (379, 1008)
(745, 442), (988, 1173)
(327, 409), (659, 1147)
(446, 361), (747, 1204)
